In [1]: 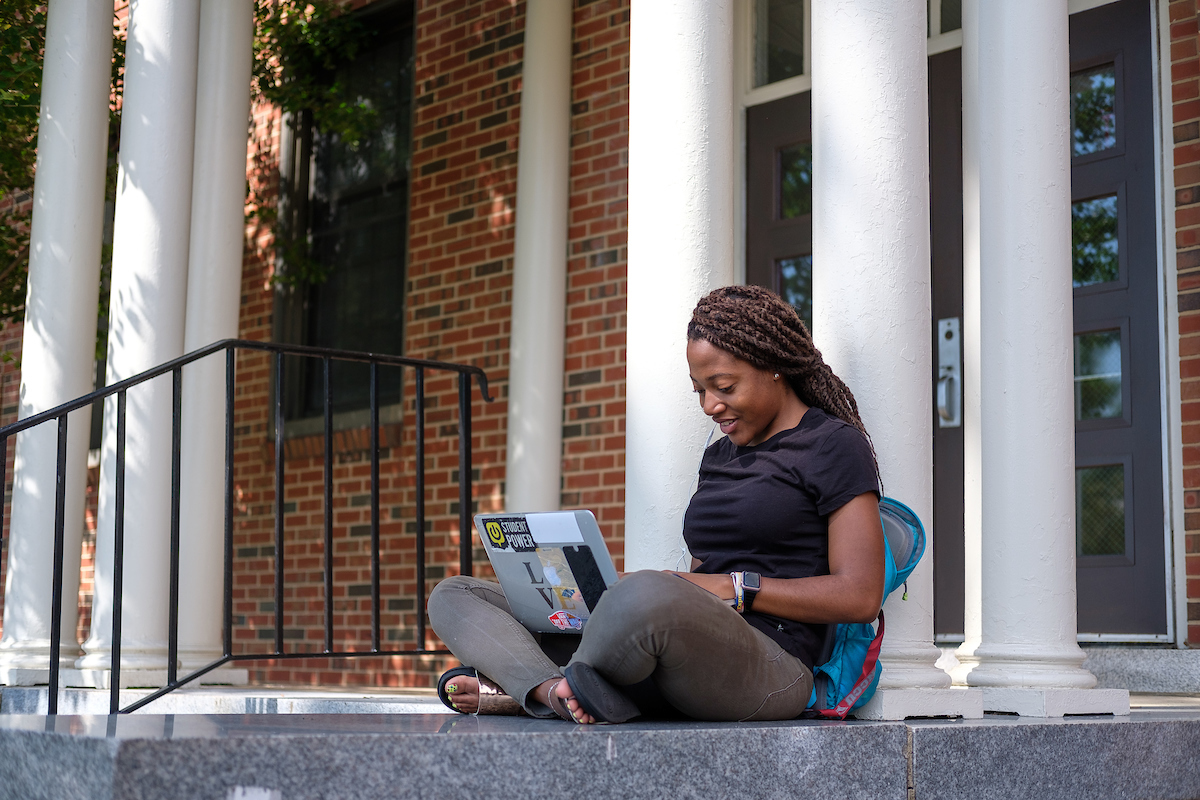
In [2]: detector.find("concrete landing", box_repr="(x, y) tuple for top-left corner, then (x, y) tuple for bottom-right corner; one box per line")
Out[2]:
(0, 685), (452, 716)
(1082, 646), (1200, 693)
(1, 699), (1198, 800)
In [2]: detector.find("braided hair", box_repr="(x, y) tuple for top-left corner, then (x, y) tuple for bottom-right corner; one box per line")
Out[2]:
(688, 284), (880, 478)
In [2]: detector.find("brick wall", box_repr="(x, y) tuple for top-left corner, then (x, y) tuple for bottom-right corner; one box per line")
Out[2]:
(1171, 0), (1200, 645)
(561, 0), (629, 561)
(222, 0), (630, 687)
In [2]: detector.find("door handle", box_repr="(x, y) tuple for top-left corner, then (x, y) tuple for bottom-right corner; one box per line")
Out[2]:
(937, 372), (956, 422)
(937, 317), (961, 428)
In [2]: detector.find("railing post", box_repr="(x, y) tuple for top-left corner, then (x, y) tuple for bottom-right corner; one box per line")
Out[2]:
(370, 362), (380, 652)
(224, 348), (235, 660)
(415, 368), (426, 648)
(323, 357), (334, 653)
(168, 367), (182, 685)
(457, 373), (473, 578)
(110, 390), (127, 714)
(47, 414), (68, 715)
(0, 434), (7, 550)
(274, 352), (285, 653)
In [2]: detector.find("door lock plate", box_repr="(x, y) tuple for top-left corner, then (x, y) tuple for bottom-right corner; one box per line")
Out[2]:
(937, 317), (961, 428)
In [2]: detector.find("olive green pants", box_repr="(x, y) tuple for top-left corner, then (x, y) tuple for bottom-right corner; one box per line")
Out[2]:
(427, 569), (813, 721)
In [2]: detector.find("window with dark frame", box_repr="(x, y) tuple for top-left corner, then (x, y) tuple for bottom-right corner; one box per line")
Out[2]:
(276, 1), (414, 423)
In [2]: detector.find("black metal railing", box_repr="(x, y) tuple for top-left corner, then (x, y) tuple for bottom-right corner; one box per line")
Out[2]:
(0, 339), (492, 714)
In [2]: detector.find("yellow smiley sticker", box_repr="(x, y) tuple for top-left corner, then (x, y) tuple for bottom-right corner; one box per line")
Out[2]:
(485, 521), (506, 548)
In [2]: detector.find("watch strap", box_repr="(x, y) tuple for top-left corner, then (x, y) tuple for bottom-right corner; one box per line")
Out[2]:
(742, 571), (761, 613)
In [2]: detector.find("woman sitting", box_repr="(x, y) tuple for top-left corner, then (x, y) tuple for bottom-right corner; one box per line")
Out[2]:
(428, 285), (884, 723)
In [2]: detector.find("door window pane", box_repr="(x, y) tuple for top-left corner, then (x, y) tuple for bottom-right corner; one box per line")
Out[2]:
(940, 0), (962, 33)
(777, 255), (812, 331)
(779, 142), (812, 219)
(1071, 64), (1117, 157)
(1076, 464), (1126, 556)
(1072, 194), (1119, 287)
(1074, 330), (1122, 420)
(754, 0), (805, 87)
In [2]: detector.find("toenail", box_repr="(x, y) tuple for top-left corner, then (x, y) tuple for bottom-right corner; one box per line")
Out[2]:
(446, 684), (457, 693)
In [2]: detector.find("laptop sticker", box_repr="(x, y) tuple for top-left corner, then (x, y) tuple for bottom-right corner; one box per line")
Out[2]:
(483, 517), (536, 552)
(540, 549), (590, 615)
(525, 512), (585, 545)
(563, 545), (608, 611)
(547, 611), (583, 631)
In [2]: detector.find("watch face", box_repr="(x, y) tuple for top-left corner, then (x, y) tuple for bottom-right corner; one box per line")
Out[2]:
(744, 571), (760, 591)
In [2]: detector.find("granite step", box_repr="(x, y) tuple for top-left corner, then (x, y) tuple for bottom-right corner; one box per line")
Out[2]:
(1, 700), (1199, 800)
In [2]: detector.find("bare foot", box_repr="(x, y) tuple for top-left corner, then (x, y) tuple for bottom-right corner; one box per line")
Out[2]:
(446, 675), (596, 722)
(443, 676), (480, 713)
(552, 676), (597, 724)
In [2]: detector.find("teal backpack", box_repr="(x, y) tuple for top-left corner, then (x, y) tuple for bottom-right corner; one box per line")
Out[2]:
(805, 497), (926, 719)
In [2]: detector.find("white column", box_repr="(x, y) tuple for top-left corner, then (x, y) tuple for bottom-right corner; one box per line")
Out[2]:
(959, 0), (983, 688)
(76, 0), (202, 686)
(0, 0), (111, 684)
(505, 0), (572, 513)
(175, 0), (253, 675)
(951, 0), (1127, 717)
(810, 0), (981, 720)
(625, 0), (735, 571)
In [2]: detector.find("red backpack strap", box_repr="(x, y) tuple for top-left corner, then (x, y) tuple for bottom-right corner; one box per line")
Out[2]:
(816, 611), (885, 720)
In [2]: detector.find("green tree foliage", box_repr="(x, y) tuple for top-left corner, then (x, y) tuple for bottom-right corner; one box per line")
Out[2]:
(252, 0), (372, 286)
(0, 0), (370, 326)
(253, 0), (372, 147)
(0, 0), (46, 321)
(0, 2), (124, 330)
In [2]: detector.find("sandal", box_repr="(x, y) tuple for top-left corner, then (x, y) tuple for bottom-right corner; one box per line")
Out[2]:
(545, 678), (577, 722)
(437, 666), (525, 716)
(563, 663), (641, 723)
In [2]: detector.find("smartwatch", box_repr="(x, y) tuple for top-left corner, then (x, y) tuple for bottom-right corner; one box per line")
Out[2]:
(741, 571), (761, 613)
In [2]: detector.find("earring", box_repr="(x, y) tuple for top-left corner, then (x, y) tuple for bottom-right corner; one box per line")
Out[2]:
(773, 373), (780, 379)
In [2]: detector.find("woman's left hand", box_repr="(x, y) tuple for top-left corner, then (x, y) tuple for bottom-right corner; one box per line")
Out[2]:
(665, 570), (735, 602)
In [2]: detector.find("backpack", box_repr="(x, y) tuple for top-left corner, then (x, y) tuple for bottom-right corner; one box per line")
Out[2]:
(804, 496), (926, 719)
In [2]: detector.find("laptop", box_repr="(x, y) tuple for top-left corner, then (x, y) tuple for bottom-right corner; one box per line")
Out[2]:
(474, 510), (620, 634)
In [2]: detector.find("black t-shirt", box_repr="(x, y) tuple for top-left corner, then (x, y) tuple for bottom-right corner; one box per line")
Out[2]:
(682, 408), (880, 669)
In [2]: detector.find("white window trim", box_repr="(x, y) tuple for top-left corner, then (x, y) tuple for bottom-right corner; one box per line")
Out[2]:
(739, 0), (812, 109)
(927, 29), (964, 56)
(1070, 0), (1124, 14)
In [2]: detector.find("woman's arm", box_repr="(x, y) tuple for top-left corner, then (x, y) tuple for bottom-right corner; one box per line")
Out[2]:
(672, 492), (886, 624)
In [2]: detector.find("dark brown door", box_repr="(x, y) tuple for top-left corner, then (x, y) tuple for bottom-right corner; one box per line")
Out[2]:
(929, 47), (966, 636)
(750, 0), (1167, 638)
(747, 91), (813, 331)
(929, 0), (1166, 636)
(745, 71), (974, 634)
(1069, 0), (1165, 635)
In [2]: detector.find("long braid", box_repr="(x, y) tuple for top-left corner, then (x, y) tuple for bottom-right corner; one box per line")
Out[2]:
(688, 285), (881, 482)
